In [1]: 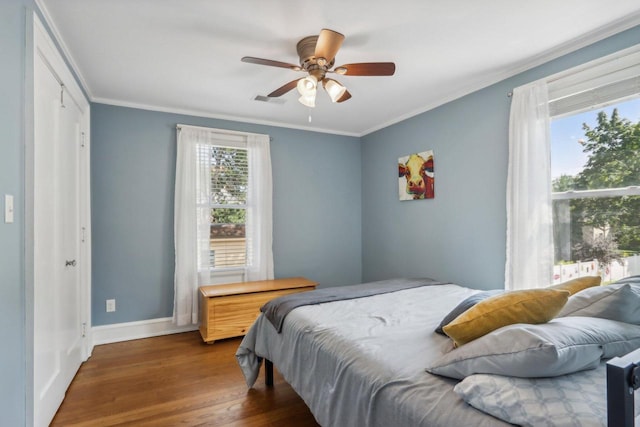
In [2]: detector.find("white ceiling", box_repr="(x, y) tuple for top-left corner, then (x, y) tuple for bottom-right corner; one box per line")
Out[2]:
(38, 0), (640, 136)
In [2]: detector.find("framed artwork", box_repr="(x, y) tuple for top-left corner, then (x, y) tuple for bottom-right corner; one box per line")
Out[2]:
(398, 150), (434, 200)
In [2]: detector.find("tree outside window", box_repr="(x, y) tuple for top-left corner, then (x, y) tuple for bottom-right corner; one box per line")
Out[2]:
(552, 102), (640, 280)
(204, 145), (248, 269)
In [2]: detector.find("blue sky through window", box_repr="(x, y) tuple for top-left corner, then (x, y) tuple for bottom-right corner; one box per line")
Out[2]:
(550, 97), (640, 180)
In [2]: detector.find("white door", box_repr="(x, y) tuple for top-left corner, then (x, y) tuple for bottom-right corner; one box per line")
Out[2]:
(33, 28), (87, 427)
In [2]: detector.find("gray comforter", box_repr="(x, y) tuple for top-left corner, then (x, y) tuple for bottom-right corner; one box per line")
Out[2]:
(261, 278), (444, 332)
(236, 283), (511, 427)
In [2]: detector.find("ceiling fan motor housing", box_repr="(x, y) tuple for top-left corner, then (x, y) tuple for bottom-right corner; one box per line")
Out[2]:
(296, 35), (334, 76)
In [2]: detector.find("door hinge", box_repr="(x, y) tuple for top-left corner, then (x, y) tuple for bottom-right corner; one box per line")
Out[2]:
(81, 226), (86, 243)
(82, 322), (87, 338)
(81, 132), (86, 148)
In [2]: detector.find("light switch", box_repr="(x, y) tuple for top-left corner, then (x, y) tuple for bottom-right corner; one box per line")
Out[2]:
(5, 195), (14, 224)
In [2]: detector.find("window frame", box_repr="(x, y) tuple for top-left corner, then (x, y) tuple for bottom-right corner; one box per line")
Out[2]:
(195, 141), (250, 274)
(505, 43), (640, 290)
(547, 45), (640, 281)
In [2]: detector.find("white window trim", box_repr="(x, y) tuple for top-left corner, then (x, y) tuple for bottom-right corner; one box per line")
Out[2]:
(552, 186), (640, 200)
(195, 142), (249, 276)
(548, 44), (640, 118)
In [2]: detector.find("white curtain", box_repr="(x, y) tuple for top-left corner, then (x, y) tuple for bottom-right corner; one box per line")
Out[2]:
(505, 81), (554, 291)
(245, 134), (274, 281)
(173, 127), (196, 326)
(174, 126), (273, 326)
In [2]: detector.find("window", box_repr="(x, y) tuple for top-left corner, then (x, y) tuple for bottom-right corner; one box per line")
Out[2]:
(550, 97), (640, 283)
(506, 44), (640, 290)
(174, 125), (273, 325)
(197, 144), (249, 270)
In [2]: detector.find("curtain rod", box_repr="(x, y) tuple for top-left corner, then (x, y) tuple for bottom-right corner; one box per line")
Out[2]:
(176, 124), (272, 141)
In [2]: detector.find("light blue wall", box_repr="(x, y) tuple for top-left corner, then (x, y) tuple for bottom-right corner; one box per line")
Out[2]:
(0, 2), (34, 426)
(361, 25), (640, 290)
(91, 104), (362, 325)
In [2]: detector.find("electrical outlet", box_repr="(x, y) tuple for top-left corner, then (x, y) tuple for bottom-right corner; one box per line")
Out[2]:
(106, 299), (116, 312)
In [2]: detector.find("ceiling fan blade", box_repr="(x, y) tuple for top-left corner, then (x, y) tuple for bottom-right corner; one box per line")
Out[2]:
(336, 62), (396, 76)
(268, 79), (301, 97)
(337, 90), (352, 103)
(315, 29), (345, 64)
(241, 56), (301, 71)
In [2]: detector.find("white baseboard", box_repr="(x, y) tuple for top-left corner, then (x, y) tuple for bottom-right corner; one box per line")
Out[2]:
(92, 317), (199, 346)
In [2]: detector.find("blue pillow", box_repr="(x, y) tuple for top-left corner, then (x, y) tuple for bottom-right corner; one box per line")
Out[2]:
(613, 275), (640, 285)
(434, 290), (503, 335)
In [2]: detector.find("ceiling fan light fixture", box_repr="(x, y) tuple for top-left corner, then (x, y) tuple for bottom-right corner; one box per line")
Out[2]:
(298, 92), (316, 108)
(323, 79), (347, 103)
(242, 29), (396, 109)
(296, 75), (318, 97)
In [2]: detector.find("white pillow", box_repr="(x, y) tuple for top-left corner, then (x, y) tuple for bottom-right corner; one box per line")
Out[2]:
(426, 316), (640, 380)
(558, 283), (640, 324)
(454, 362), (640, 427)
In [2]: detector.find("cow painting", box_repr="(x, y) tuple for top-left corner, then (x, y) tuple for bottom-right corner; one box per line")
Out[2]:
(398, 150), (434, 200)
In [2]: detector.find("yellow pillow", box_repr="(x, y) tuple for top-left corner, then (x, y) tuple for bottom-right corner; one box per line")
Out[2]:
(442, 289), (570, 346)
(549, 276), (601, 295)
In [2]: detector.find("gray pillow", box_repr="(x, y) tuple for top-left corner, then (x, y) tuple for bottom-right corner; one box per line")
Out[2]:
(558, 283), (640, 324)
(612, 275), (640, 285)
(434, 290), (504, 335)
(453, 362), (640, 427)
(426, 316), (640, 380)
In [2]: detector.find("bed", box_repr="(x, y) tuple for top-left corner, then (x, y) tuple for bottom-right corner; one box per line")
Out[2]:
(236, 277), (640, 426)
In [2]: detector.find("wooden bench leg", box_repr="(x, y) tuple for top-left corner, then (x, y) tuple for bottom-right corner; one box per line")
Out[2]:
(265, 359), (274, 387)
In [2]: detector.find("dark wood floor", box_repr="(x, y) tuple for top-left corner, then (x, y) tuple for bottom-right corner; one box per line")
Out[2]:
(52, 331), (320, 426)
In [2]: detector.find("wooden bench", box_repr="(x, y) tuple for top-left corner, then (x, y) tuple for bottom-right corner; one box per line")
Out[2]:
(199, 277), (317, 343)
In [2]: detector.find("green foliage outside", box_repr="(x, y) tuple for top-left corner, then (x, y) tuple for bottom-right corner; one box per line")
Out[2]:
(208, 146), (248, 225)
(211, 208), (246, 225)
(552, 109), (640, 263)
(551, 174), (575, 192)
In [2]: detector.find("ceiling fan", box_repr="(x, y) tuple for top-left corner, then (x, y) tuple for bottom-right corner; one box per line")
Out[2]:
(241, 29), (395, 108)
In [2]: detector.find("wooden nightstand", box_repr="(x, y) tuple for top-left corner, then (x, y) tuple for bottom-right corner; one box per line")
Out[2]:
(199, 277), (317, 343)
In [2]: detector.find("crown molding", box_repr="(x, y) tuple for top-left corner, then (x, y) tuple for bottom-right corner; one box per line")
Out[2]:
(33, 1), (640, 138)
(361, 11), (640, 136)
(91, 96), (362, 138)
(34, 0), (94, 100)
